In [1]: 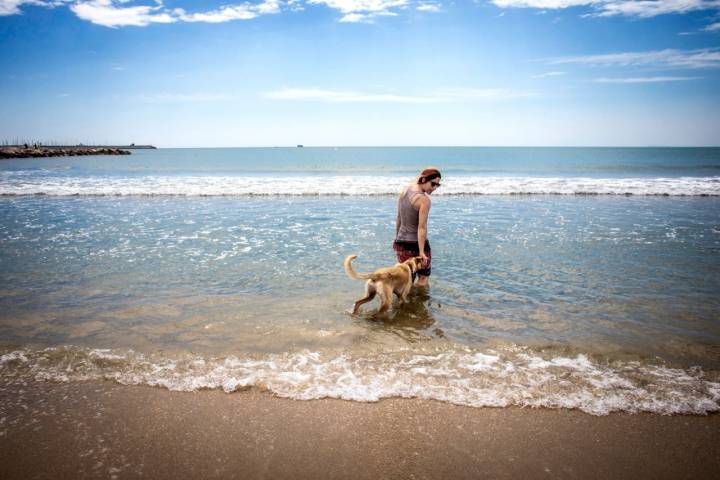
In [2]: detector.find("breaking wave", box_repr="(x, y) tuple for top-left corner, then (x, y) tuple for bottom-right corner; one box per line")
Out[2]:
(2, 346), (718, 416)
(1, 174), (719, 196)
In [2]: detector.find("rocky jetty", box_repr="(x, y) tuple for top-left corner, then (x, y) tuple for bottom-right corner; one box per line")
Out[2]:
(0, 147), (131, 159)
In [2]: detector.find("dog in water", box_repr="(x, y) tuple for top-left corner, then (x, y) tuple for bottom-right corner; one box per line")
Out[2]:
(344, 255), (423, 314)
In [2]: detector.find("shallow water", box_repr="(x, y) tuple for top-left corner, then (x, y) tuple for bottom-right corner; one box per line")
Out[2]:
(1, 148), (719, 415)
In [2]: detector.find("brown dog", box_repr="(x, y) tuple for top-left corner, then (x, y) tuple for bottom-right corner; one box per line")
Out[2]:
(344, 255), (423, 314)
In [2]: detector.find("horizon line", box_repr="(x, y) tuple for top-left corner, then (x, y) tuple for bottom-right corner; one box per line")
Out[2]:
(148, 145), (720, 149)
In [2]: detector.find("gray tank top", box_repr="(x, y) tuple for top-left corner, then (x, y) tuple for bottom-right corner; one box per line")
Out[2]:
(395, 188), (426, 242)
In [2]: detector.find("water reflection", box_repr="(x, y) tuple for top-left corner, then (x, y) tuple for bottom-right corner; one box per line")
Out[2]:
(358, 287), (443, 342)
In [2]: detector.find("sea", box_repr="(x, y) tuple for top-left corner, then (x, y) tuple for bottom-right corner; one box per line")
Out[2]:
(1, 147), (719, 416)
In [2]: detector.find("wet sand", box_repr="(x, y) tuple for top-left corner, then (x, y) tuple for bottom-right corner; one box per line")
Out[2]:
(1, 379), (718, 479)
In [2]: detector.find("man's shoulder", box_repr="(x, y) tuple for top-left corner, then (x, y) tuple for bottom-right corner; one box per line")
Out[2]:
(411, 192), (430, 208)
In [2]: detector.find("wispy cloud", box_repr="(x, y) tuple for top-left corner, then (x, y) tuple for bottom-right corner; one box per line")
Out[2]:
(0, 0), (73, 16)
(490, 0), (720, 18)
(547, 48), (720, 69)
(594, 0), (720, 18)
(593, 75), (702, 83)
(264, 87), (532, 102)
(417, 2), (441, 12)
(492, 0), (589, 10)
(337, 10), (398, 23)
(532, 71), (566, 78)
(704, 21), (720, 31)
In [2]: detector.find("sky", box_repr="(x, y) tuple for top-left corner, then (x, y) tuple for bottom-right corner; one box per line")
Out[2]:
(1, 0), (719, 147)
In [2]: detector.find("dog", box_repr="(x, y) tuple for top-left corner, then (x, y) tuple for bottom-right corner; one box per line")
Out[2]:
(344, 254), (423, 314)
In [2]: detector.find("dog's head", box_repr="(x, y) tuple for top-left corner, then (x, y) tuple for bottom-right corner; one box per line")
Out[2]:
(403, 256), (423, 273)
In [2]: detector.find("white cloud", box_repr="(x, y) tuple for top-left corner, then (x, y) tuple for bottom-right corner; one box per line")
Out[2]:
(175, 0), (281, 23)
(175, 6), (255, 23)
(531, 71), (566, 78)
(490, 0), (720, 18)
(3, 0), (425, 22)
(0, 0), (26, 15)
(339, 12), (371, 21)
(3, 0), (282, 26)
(264, 87), (532, 102)
(308, 0), (408, 13)
(4, 0), (720, 26)
(70, 0), (175, 27)
(593, 75), (702, 82)
(340, 9), (398, 21)
(548, 48), (720, 69)
(417, 2), (441, 12)
(308, 0), (409, 21)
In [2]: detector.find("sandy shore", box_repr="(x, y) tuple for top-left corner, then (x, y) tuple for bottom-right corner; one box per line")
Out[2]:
(1, 379), (718, 479)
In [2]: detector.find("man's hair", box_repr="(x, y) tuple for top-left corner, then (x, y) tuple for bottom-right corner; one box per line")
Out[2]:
(418, 167), (441, 184)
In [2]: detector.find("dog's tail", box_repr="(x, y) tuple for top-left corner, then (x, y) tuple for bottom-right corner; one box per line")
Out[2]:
(344, 255), (396, 281)
(344, 255), (375, 280)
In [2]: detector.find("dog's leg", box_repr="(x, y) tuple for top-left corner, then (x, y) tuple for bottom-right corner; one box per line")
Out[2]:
(399, 278), (413, 304)
(377, 282), (393, 314)
(352, 281), (376, 314)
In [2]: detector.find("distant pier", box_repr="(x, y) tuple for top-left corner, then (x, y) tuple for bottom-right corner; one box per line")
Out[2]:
(47, 144), (157, 150)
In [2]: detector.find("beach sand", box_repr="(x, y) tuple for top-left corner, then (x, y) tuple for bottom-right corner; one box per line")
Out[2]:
(1, 379), (718, 479)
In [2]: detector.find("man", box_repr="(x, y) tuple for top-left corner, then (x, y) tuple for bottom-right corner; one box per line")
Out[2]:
(393, 167), (441, 287)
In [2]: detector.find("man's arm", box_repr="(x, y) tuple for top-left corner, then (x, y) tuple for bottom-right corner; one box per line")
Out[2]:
(396, 209), (401, 237)
(417, 197), (431, 265)
(395, 193), (403, 237)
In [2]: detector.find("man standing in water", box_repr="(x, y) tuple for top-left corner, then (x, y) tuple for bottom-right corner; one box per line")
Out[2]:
(393, 167), (441, 288)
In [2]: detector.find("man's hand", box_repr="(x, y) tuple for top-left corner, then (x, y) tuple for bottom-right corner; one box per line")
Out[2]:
(419, 252), (429, 268)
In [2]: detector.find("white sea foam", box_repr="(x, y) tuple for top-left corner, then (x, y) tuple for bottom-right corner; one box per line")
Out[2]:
(1, 346), (718, 416)
(0, 351), (28, 365)
(0, 174), (719, 196)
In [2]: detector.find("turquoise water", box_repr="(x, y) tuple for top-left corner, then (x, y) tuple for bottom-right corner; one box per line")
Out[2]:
(1, 147), (719, 177)
(1, 147), (719, 415)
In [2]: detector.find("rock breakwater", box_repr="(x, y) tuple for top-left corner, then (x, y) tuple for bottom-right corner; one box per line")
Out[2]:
(0, 147), (131, 159)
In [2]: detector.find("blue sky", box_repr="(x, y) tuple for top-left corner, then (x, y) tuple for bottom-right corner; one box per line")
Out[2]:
(1, 0), (719, 147)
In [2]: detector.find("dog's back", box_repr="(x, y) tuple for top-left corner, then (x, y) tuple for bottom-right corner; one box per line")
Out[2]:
(344, 255), (396, 281)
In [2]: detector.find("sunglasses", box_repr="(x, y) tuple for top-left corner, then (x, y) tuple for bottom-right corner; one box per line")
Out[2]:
(430, 181), (441, 188)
